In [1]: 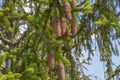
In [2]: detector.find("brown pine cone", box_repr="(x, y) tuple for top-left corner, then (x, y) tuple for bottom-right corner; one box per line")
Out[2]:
(64, 2), (72, 21)
(60, 18), (68, 38)
(71, 19), (77, 37)
(48, 51), (55, 69)
(71, 0), (76, 10)
(58, 62), (65, 80)
(62, 28), (68, 39)
(52, 19), (61, 37)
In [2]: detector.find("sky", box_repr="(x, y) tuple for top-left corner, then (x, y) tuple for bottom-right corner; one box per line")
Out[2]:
(83, 51), (120, 80)
(84, 54), (105, 80)
(82, 37), (120, 80)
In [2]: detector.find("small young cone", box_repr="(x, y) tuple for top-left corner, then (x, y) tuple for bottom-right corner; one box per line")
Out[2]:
(60, 18), (68, 38)
(52, 19), (61, 37)
(58, 62), (65, 80)
(48, 51), (55, 69)
(71, 19), (77, 37)
(64, 2), (72, 21)
(71, 0), (76, 10)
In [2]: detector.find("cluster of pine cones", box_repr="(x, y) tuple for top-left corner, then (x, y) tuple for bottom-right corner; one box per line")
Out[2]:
(48, 51), (65, 80)
(52, 0), (77, 38)
(48, 0), (77, 80)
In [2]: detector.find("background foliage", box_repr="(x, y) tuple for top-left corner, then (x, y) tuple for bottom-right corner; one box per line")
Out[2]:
(0, 0), (120, 80)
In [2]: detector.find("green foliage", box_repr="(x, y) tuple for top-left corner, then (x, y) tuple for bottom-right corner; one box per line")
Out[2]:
(94, 14), (109, 25)
(0, 72), (21, 80)
(83, 0), (92, 13)
(0, 53), (7, 69)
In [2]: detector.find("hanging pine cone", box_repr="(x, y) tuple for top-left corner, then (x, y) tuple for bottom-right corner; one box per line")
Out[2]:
(58, 62), (65, 80)
(71, 0), (76, 10)
(60, 18), (68, 38)
(64, 2), (72, 21)
(48, 51), (55, 69)
(60, 18), (66, 35)
(62, 28), (68, 39)
(71, 19), (77, 37)
(52, 19), (61, 37)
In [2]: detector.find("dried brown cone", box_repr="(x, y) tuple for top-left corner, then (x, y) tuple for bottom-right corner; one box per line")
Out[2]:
(71, 19), (77, 37)
(48, 51), (55, 69)
(52, 19), (61, 37)
(64, 2), (72, 21)
(60, 18), (68, 38)
(58, 62), (65, 80)
(71, 0), (76, 10)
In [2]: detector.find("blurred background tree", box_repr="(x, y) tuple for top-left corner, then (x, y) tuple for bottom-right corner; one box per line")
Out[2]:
(0, 0), (120, 80)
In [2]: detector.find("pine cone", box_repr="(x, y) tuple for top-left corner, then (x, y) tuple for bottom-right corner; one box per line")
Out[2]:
(64, 2), (72, 21)
(52, 19), (61, 37)
(58, 62), (65, 80)
(62, 28), (68, 39)
(60, 18), (68, 38)
(48, 51), (55, 69)
(71, 19), (77, 37)
(71, 0), (76, 10)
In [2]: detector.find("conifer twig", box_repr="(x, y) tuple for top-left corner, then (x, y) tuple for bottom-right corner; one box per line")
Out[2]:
(107, 69), (120, 80)
(77, 0), (86, 7)
(0, 31), (16, 45)
(42, 3), (53, 31)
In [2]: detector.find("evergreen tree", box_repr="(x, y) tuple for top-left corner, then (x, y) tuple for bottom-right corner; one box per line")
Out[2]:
(0, 0), (120, 80)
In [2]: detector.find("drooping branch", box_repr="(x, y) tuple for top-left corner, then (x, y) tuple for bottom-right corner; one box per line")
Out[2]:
(42, 10), (51, 31)
(42, 3), (53, 31)
(107, 68), (120, 80)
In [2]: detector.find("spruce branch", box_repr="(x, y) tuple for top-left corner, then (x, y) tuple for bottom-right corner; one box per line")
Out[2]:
(107, 68), (120, 80)
(77, 0), (86, 7)
(16, 30), (27, 45)
(0, 31), (17, 45)
(42, 3), (53, 31)
(0, 44), (8, 51)
(42, 11), (51, 31)
(116, 12), (120, 17)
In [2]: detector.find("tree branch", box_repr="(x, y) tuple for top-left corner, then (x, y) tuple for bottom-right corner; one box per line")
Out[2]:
(42, 3), (53, 31)
(116, 12), (120, 17)
(77, 0), (86, 7)
(0, 31), (17, 45)
(16, 30), (27, 45)
(0, 44), (8, 51)
(42, 11), (51, 31)
(107, 69), (120, 80)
